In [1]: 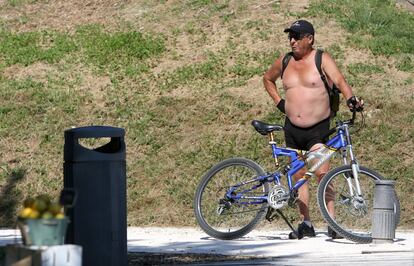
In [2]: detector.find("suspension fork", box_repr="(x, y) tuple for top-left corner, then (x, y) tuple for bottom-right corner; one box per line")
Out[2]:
(343, 125), (363, 196)
(339, 147), (354, 196)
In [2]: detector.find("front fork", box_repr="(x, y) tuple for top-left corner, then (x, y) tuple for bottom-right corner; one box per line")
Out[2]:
(341, 145), (362, 197)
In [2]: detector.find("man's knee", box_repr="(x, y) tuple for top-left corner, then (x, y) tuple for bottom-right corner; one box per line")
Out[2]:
(316, 171), (327, 183)
(315, 162), (330, 182)
(294, 168), (307, 180)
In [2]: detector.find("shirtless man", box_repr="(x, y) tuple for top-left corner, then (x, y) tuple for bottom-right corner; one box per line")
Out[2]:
(263, 20), (363, 239)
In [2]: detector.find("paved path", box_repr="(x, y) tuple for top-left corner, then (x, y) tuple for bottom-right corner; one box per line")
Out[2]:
(2, 227), (414, 265)
(126, 227), (414, 255)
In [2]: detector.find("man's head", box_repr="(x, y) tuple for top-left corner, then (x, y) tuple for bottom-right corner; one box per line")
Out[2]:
(284, 20), (315, 36)
(284, 20), (315, 54)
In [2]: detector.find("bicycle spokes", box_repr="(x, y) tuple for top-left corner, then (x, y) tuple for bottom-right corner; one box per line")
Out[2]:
(318, 166), (381, 242)
(194, 159), (269, 239)
(337, 177), (369, 218)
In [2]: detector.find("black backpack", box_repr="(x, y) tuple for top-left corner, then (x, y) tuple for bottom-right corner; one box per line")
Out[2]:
(281, 49), (340, 117)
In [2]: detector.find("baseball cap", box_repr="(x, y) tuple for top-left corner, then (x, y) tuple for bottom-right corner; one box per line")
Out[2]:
(284, 20), (315, 35)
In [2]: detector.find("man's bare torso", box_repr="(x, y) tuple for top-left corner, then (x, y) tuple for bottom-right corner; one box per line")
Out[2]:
(282, 50), (330, 128)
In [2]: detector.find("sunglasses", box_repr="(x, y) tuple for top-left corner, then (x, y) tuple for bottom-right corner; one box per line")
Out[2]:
(288, 32), (311, 41)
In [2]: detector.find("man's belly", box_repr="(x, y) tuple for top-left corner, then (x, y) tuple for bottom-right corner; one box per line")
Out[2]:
(285, 89), (330, 128)
(287, 113), (330, 128)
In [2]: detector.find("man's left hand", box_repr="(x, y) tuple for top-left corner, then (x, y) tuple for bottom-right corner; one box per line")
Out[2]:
(347, 96), (364, 112)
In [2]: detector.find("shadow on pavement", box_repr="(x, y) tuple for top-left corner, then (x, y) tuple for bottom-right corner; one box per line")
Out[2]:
(0, 166), (27, 227)
(127, 252), (300, 266)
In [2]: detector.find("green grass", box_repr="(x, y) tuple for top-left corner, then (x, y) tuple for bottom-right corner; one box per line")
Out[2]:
(159, 54), (226, 91)
(0, 0), (413, 229)
(6, 0), (37, 7)
(0, 30), (76, 68)
(307, 0), (414, 69)
(0, 25), (165, 75)
(75, 25), (166, 76)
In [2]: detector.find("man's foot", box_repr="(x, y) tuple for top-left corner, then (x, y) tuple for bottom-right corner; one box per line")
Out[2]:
(288, 222), (316, 239)
(327, 226), (344, 239)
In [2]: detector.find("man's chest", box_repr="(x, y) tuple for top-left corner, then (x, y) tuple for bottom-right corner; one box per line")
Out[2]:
(282, 60), (324, 90)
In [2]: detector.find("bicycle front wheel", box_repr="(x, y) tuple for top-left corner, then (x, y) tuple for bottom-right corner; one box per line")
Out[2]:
(194, 158), (269, 240)
(318, 165), (400, 243)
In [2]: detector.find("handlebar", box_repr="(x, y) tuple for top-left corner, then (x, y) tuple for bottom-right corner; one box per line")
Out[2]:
(322, 110), (362, 140)
(340, 109), (357, 126)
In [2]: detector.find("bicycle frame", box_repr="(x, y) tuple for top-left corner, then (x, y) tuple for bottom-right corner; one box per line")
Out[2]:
(226, 114), (364, 206)
(270, 127), (347, 191)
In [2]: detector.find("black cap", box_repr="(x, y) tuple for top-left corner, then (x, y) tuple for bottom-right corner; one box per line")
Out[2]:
(284, 20), (315, 35)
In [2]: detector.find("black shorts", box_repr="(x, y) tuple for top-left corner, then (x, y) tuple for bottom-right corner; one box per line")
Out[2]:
(284, 116), (330, 151)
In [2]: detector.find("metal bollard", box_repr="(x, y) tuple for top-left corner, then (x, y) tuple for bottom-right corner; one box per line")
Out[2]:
(371, 180), (396, 244)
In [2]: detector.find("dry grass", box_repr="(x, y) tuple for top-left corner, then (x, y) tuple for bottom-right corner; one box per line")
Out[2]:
(0, 0), (413, 229)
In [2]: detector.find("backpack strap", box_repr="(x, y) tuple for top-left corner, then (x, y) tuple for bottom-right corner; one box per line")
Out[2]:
(280, 52), (293, 79)
(315, 49), (331, 96)
(315, 49), (342, 117)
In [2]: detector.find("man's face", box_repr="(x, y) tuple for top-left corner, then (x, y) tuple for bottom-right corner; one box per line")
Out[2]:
(288, 32), (313, 54)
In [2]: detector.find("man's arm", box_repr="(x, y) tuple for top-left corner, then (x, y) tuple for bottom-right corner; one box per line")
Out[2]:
(321, 52), (353, 99)
(263, 55), (285, 113)
(321, 52), (364, 110)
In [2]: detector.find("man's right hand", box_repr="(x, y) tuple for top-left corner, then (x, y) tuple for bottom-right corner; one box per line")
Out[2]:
(277, 99), (286, 113)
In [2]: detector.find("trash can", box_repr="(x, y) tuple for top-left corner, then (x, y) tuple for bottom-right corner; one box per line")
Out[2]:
(371, 180), (396, 244)
(63, 126), (127, 266)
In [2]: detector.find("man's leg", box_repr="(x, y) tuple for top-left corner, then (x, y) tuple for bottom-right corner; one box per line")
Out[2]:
(315, 161), (333, 216)
(309, 144), (334, 216)
(294, 167), (311, 221)
(289, 167), (316, 239)
(313, 147), (343, 239)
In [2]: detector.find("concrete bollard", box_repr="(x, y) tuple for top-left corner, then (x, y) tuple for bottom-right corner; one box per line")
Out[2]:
(371, 180), (396, 244)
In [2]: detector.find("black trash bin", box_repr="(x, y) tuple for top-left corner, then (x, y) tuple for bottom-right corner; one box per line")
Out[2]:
(64, 126), (127, 266)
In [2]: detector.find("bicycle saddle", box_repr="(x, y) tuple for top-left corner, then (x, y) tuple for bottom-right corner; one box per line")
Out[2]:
(251, 120), (283, 135)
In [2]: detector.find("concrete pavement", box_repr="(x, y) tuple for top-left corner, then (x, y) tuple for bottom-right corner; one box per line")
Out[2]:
(1, 227), (414, 265)
(126, 227), (414, 257)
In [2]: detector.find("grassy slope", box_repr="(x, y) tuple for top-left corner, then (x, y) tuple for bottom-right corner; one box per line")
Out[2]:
(0, 0), (413, 228)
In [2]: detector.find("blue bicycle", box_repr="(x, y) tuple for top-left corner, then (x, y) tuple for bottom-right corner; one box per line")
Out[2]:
(194, 111), (400, 243)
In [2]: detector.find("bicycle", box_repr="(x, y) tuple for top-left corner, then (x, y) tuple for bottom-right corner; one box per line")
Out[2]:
(193, 111), (400, 243)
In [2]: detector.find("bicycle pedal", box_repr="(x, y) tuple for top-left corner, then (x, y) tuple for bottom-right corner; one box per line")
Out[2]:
(288, 190), (298, 207)
(265, 207), (279, 222)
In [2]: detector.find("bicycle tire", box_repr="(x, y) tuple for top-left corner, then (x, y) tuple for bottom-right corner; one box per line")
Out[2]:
(194, 157), (269, 240)
(317, 165), (401, 243)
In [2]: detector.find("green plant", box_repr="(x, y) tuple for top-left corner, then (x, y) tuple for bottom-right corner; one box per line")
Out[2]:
(0, 30), (76, 67)
(0, 0), (413, 229)
(395, 55), (414, 72)
(307, 0), (414, 55)
(347, 63), (384, 76)
(74, 25), (165, 75)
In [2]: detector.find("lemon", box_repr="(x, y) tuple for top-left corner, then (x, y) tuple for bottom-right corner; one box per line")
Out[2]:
(19, 207), (33, 219)
(42, 211), (54, 219)
(48, 202), (62, 215)
(55, 213), (65, 219)
(28, 210), (40, 219)
(33, 199), (48, 213)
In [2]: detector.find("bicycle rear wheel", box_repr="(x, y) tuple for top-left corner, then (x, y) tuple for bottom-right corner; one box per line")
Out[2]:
(194, 157), (269, 240)
(318, 165), (400, 243)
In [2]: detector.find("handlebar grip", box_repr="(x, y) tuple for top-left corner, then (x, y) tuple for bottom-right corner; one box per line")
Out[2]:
(350, 109), (357, 125)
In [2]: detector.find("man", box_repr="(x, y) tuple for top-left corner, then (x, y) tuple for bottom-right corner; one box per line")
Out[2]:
(263, 20), (363, 239)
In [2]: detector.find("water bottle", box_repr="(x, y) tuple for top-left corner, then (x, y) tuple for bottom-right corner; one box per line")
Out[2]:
(305, 145), (336, 172)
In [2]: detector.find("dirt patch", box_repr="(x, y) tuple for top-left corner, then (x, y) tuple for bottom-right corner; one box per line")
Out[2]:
(226, 76), (273, 108)
(0, 0), (124, 32)
(396, 0), (414, 12)
(2, 62), (56, 82)
(1, 62), (110, 108)
(280, 0), (310, 13)
(78, 70), (112, 108)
